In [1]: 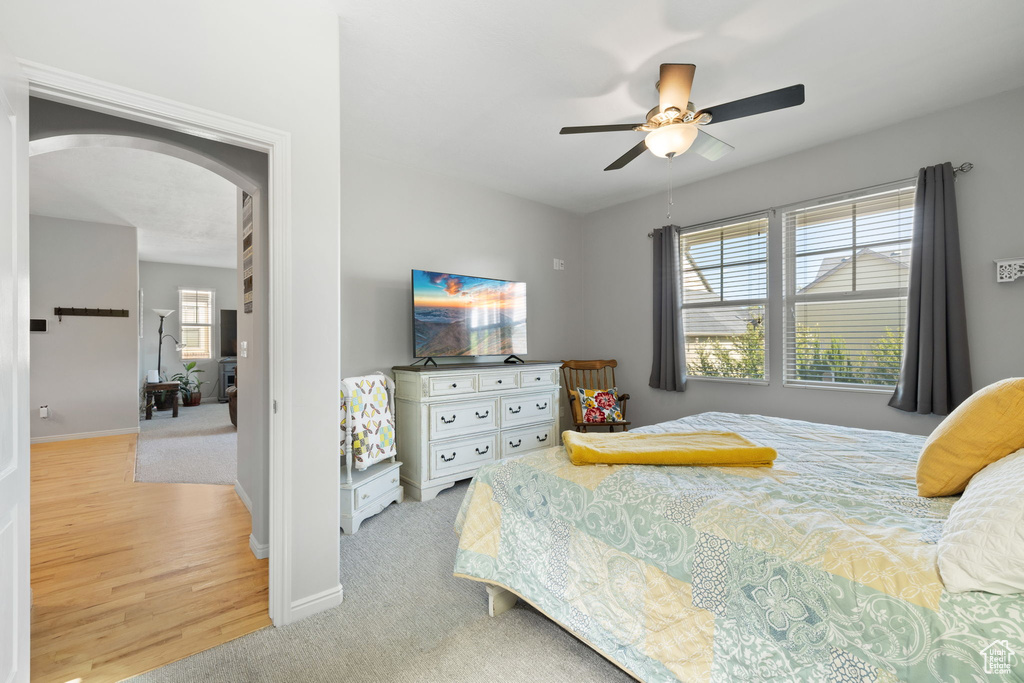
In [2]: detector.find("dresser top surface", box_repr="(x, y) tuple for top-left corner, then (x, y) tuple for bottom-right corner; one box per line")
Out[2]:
(393, 361), (560, 373)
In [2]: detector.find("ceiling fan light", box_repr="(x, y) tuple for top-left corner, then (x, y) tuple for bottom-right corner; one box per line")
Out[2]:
(645, 123), (698, 158)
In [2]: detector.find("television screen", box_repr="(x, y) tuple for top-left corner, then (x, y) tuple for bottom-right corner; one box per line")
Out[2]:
(412, 270), (527, 358)
(220, 309), (237, 357)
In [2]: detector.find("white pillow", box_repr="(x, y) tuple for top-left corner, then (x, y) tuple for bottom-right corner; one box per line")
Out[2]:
(938, 449), (1024, 593)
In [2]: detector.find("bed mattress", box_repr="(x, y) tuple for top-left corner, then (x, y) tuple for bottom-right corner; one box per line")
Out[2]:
(453, 412), (1024, 681)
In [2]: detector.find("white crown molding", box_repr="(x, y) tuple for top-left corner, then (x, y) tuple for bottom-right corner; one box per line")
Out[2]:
(20, 60), (296, 626)
(30, 427), (139, 444)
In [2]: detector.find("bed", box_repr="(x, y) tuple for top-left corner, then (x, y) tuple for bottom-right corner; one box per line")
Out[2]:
(453, 412), (1024, 681)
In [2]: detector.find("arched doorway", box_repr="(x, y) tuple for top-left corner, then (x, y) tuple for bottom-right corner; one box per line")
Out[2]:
(27, 125), (274, 681)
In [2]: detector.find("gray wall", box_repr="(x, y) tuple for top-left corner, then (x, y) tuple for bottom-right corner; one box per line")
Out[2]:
(234, 187), (269, 551)
(139, 261), (237, 399)
(340, 151), (585, 377)
(581, 85), (1024, 436)
(30, 216), (139, 440)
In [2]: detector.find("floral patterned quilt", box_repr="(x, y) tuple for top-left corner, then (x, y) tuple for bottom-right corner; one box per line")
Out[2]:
(453, 412), (1024, 682)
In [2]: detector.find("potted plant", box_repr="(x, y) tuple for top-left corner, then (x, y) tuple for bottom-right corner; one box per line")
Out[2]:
(171, 361), (207, 407)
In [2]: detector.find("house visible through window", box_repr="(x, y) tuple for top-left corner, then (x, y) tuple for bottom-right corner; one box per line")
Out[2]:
(678, 214), (769, 382)
(782, 181), (915, 388)
(180, 288), (214, 360)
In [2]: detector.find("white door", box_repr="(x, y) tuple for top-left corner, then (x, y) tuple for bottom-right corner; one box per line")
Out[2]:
(0, 34), (30, 683)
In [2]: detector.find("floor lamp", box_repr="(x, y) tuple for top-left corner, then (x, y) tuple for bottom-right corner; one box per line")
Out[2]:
(150, 309), (184, 383)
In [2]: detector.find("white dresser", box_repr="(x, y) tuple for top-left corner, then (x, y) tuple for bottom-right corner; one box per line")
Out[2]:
(393, 362), (561, 501)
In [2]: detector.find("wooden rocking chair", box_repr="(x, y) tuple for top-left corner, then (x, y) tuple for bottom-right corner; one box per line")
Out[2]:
(560, 360), (631, 432)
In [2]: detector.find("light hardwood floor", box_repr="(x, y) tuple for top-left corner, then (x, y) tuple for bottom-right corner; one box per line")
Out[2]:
(31, 434), (270, 683)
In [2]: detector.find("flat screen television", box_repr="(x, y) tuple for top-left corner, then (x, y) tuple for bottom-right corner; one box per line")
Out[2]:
(412, 269), (527, 358)
(220, 309), (237, 357)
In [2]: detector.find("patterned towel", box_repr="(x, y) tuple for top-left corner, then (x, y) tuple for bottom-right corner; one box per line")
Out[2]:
(340, 373), (397, 471)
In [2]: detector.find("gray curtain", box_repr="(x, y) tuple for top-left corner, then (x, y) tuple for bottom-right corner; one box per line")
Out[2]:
(649, 225), (687, 392)
(889, 162), (972, 415)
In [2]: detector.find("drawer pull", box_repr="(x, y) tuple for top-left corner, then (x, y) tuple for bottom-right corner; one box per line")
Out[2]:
(537, 434), (548, 442)
(361, 493), (369, 500)
(440, 415), (457, 424)
(536, 402), (548, 410)
(534, 376), (542, 381)
(451, 383), (458, 388)
(441, 452), (456, 462)
(509, 406), (522, 414)
(391, 478), (398, 484)
(509, 439), (522, 448)
(475, 410), (490, 419)
(475, 446), (490, 455)
(497, 379), (503, 384)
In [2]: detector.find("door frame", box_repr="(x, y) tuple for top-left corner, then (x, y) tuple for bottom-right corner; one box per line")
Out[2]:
(21, 60), (295, 624)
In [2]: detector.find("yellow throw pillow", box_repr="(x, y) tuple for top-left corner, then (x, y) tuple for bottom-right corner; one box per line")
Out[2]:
(917, 377), (1024, 497)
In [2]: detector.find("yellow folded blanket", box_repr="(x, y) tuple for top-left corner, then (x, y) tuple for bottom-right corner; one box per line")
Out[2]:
(562, 430), (777, 467)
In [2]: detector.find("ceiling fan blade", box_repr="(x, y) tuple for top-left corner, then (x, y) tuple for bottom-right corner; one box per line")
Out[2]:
(658, 63), (696, 114)
(690, 129), (734, 161)
(604, 140), (648, 171)
(560, 123), (643, 134)
(699, 84), (805, 124)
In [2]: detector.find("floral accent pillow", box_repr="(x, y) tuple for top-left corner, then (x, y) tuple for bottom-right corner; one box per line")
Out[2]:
(575, 386), (623, 423)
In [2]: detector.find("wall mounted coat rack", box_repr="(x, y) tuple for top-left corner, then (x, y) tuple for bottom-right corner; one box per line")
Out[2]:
(54, 307), (130, 322)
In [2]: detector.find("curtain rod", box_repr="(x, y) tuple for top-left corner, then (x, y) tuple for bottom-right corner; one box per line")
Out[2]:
(647, 162), (975, 237)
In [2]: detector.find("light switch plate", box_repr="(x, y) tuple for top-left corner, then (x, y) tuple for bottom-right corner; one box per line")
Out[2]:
(240, 341), (248, 358)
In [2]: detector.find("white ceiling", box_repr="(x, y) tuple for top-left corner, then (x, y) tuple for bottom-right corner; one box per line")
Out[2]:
(30, 146), (237, 269)
(337, 0), (1024, 213)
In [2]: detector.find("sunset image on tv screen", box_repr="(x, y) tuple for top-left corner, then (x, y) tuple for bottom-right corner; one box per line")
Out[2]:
(412, 270), (527, 358)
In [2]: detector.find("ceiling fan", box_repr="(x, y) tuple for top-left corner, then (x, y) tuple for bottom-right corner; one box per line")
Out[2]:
(560, 64), (805, 171)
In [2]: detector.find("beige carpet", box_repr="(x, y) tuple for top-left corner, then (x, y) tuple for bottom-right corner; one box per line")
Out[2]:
(135, 402), (237, 485)
(128, 481), (633, 682)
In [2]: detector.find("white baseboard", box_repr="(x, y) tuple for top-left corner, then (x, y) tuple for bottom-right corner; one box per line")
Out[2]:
(234, 480), (253, 513)
(31, 426), (139, 444)
(288, 584), (343, 623)
(249, 533), (269, 560)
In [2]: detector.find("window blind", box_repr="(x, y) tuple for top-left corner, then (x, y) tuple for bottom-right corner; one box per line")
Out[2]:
(179, 288), (214, 360)
(782, 182), (916, 388)
(678, 214), (769, 381)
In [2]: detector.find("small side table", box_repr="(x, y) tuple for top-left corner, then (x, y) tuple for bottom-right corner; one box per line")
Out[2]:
(145, 381), (180, 420)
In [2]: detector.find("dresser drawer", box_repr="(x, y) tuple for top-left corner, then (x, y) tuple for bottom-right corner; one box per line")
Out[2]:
(478, 370), (519, 392)
(501, 421), (556, 458)
(520, 368), (557, 389)
(354, 469), (401, 510)
(429, 398), (498, 440)
(430, 434), (497, 478)
(428, 374), (478, 397)
(501, 392), (555, 428)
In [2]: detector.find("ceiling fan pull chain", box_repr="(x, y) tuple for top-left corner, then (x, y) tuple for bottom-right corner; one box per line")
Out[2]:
(666, 155), (674, 221)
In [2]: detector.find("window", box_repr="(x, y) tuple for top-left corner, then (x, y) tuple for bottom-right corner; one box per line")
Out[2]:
(678, 213), (769, 382)
(179, 288), (215, 360)
(782, 181), (915, 389)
